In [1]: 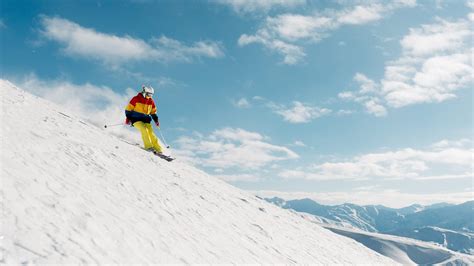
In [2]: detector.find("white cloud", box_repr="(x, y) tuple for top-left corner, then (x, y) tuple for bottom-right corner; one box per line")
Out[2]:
(354, 73), (376, 93)
(215, 173), (261, 182)
(212, 127), (264, 141)
(363, 99), (387, 117)
(338, 91), (355, 100)
(337, 4), (383, 25)
(340, 16), (473, 114)
(0, 19), (6, 29)
(293, 140), (306, 147)
(434, 0), (446, 9)
(252, 189), (473, 208)
(40, 16), (150, 64)
(336, 109), (354, 115)
(39, 16), (224, 66)
(353, 185), (380, 191)
(117, 68), (182, 87)
(279, 169), (358, 181)
(383, 19), (473, 108)
(252, 95), (266, 101)
(469, 0), (474, 18)
(175, 127), (299, 170)
(392, 0), (417, 8)
(239, 0), (416, 64)
(233, 97), (250, 108)
(279, 139), (473, 181)
(237, 96), (331, 123)
(414, 173), (473, 180)
(468, 0), (474, 9)
(400, 19), (470, 56)
(151, 36), (225, 62)
(340, 81), (383, 116)
(265, 14), (333, 42)
(270, 101), (331, 123)
(238, 33), (306, 65)
(214, 0), (306, 14)
(431, 138), (472, 149)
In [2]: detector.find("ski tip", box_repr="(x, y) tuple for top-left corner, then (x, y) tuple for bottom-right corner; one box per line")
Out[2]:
(164, 156), (175, 162)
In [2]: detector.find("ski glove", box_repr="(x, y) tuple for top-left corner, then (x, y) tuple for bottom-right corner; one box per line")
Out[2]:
(151, 113), (159, 127)
(125, 118), (131, 125)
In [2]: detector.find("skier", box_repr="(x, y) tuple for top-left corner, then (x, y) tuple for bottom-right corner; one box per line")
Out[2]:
(125, 85), (163, 155)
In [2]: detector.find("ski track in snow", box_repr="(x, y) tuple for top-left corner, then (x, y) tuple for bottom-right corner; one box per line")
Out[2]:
(0, 80), (397, 264)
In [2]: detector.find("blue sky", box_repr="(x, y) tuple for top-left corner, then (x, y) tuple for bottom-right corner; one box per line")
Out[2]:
(1, 0), (472, 207)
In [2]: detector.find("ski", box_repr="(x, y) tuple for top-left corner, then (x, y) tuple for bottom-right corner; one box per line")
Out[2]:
(140, 147), (175, 161)
(153, 151), (175, 162)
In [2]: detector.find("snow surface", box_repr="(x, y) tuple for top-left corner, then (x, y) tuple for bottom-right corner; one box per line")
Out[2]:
(0, 80), (397, 264)
(296, 214), (474, 265)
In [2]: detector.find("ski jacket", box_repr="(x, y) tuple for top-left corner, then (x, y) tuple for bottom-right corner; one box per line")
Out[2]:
(125, 93), (158, 124)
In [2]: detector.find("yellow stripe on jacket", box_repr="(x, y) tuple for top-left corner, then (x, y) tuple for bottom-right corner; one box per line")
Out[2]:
(125, 93), (157, 115)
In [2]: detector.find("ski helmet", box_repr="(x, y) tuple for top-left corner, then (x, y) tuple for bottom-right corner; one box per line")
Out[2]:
(141, 85), (154, 98)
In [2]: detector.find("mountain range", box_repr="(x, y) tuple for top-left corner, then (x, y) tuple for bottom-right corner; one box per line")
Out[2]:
(265, 197), (474, 255)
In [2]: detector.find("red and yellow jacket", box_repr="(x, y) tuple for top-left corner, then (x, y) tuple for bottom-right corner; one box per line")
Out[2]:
(125, 93), (158, 124)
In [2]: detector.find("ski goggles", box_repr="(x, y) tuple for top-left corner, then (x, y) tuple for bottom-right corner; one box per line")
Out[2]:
(145, 92), (153, 97)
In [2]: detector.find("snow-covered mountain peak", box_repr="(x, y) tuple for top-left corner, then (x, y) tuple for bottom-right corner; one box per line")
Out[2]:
(0, 80), (396, 264)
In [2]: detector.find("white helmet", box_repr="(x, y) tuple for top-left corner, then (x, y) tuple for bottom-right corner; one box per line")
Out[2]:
(141, 85), (154, 97)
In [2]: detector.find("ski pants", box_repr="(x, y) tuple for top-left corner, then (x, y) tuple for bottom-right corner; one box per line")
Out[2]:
(133, 121), (162, 153)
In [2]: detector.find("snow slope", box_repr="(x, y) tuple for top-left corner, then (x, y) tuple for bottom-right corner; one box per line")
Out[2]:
(0, 80), (396, 264)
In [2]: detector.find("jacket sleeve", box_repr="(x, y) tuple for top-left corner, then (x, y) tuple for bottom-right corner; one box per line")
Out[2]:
(125, 97), (135, 120)
(150, 100), (158, 123)
(150, 100), (157, 114)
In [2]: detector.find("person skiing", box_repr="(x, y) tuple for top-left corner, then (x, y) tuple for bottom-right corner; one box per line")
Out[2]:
(125, 85), (163, 154)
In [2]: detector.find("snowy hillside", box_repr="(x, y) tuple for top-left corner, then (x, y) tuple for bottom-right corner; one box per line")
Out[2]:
(0, 80), (396, 264)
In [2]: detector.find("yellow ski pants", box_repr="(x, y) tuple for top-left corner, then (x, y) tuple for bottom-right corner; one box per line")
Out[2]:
(133, 121), (162, 153)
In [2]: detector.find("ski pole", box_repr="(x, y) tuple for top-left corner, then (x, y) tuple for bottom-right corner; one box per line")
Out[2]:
(158, 128), (171, 148)
(104, 123), (124, 128)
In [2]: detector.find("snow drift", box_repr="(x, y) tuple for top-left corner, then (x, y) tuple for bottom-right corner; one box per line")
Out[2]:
(0, 80), (396, 264)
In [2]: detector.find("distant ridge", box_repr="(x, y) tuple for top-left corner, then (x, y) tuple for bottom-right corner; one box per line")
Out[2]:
(265, 197), (474, 256)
